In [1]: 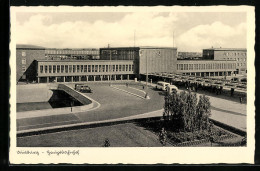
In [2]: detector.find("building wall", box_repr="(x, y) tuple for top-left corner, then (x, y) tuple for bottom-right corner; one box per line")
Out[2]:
(214, 50), (247, 74)
(16, 48), (45, 82)
(37, 60), (134, 77)
(139, 48), (177, 74)
(176, 60), (237, 73)
(45, 48), (99, 60)
(202, 49), (247, 74)
(202, 50), (214, 59)
(99, 47), (140, 75)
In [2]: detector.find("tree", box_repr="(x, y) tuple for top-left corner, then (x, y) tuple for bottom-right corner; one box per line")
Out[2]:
(196, 95), (211, 131)
(163, 91), (211, 132)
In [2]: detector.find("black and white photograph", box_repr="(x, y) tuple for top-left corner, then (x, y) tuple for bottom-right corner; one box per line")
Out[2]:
(9, 6), (255, 164)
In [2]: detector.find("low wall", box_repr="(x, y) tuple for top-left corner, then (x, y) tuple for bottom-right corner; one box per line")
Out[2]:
(17, 84), (58, 103)
(57, 84), (92, 105)
(17, 83), (94, 119)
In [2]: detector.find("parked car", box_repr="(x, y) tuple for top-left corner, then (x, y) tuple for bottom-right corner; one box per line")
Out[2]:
(75, 84), (93, 93)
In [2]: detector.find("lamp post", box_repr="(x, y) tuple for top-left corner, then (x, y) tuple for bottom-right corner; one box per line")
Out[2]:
(102, 48), (117, 86)
(145, 53), (150, 99)
(225, 57), (227, 80)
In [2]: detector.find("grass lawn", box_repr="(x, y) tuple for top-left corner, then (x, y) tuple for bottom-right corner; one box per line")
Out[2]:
(17, 102), (53, 112)
(17, 123), (171, 147)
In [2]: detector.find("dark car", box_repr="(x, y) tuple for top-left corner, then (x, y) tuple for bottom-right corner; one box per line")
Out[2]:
(75, 84), (93, 93)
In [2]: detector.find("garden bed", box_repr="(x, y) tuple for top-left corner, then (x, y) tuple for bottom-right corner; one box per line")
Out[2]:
(135, 119), (244, 146)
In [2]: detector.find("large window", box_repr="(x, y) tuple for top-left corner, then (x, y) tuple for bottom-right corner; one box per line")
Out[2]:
(69, 65), (72, 73)
(116, 65), (118, 72)
(73, 65), (76, 73)
(84, 65), (87, 72)
(194, 64), (198, 70)
(189, 64), (193, 70)
(53, 65), (56, 73)
(119, 65), (121, 71)
(61, 65), (64, 73)
(88, 65), (91, 72)
(57, 65), (60, 73)
(184, 64), (188, 70)
(99, 65), (102, 72)
(102, 65), (105, 72)
(45, 65), (48, 73)
(122, 65), (125, 71)
(65, 65), (68, 73)
(92, 65), (95, 72)
(106, 65), (108, 72)
(132, 64), (134, 71)
(113, 65), (115, 72)
(180, 64), (183, 70)
(95, 65), (98, 72)
(49, 65), (52, 73)
(77, 65), (80, 72)
(40, 65), (43, 73)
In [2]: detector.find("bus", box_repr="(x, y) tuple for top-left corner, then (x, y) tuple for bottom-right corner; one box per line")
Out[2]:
(156, 81), (170, 91)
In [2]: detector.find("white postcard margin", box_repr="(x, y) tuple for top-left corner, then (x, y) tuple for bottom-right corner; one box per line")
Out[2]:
(9, 6), (255, 164)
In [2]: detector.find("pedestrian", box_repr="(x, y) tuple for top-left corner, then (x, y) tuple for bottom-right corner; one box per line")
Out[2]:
(231, 88), (234, 97)
(104, 138), (110, 147)
(240, 97), (243, 104)
(159, 128), (167, 146)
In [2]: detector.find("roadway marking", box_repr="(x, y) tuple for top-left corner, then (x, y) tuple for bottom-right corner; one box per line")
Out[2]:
(111, 86), (146, 99)
(128, 86), (146, 95)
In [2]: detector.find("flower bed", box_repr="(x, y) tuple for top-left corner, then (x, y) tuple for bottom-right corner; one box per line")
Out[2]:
(136, 119), (237, 146)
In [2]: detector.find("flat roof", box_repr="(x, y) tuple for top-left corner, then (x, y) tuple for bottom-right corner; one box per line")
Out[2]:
(36, 60), (133, 62)
(100, 46), (177, 49)
(16, 44), (45, 49)
(203, 48), (247, 51)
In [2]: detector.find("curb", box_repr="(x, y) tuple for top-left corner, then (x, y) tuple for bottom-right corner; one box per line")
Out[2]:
(17, 113), (163, 137)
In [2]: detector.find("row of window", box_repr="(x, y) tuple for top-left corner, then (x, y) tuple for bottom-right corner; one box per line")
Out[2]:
(177, 63), (236, 71)
(223, 52), (247, 56)
(39, 64), (134, 74)
(101, 50), (137, 60)
(237, 63), (246, 67)
(45, 49), (99, 55)
(223, 57), (246, 61)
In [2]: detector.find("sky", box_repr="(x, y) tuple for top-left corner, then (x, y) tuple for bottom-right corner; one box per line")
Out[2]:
(15, 12), (247, 52)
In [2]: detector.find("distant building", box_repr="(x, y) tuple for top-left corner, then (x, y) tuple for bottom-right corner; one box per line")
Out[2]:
(202, 48), (247, 74)
(178, 52), (202, 60)
(16, 44), (45, 82)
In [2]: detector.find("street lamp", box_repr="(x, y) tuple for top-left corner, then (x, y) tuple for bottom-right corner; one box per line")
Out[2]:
(102, 48), (117, 86)
(145, 53), (150, 99)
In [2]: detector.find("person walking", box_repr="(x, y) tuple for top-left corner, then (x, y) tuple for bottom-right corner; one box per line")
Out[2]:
(159, 128), (167, 146)
(104, 138), (110, 147)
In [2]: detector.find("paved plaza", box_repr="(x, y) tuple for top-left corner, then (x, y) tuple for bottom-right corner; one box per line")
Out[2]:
(17, 81), (247, 135)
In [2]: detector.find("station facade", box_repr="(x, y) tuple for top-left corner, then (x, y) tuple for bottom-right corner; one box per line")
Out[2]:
(16, 44), (246, 83)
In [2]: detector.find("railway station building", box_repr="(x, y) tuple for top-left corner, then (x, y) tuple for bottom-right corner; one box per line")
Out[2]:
(16, 44), (246, 83)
